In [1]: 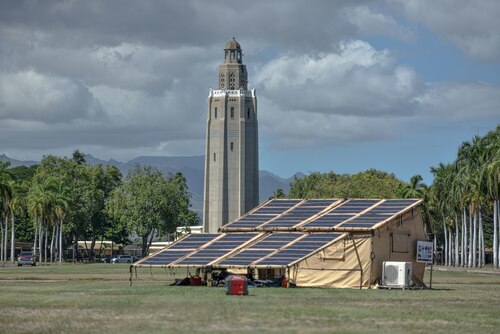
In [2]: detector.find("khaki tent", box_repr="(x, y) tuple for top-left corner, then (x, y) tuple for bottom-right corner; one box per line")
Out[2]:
(133, 199), (428, 289)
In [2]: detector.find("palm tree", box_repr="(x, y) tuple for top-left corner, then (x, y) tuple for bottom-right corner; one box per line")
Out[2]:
(480, 127), (500, 267)
(28, 178), (57, 264)
(430, 163), (455, 266)
(52, 183), (69, 263)
(0, 162), (13, 262)
(8, 192), (24, 263)
(269, 188), (286, 200)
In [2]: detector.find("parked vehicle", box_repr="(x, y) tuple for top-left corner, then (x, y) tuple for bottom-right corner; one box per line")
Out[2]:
(17, 251), (36, 266)
(111, 255), (133, 264)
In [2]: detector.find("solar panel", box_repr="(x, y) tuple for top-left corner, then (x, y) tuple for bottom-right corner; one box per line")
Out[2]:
(136, 234), (220, 266)
(175, 233), (258, 266)
(220, 199), (302, 231)
(335, 199), (421, 230)
(259, 199), (339, 230)
(168, 234), (220, 249)
(139, 250), (193, 266)
(217, 233), (302, 266)
(300, 199), (380, 229)
(255, 233), (345, 267)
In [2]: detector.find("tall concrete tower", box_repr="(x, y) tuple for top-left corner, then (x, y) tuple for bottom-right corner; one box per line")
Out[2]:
(203, 38), (259, 233)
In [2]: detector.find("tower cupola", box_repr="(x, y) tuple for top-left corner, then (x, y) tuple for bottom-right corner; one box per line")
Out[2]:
(224, 37), (242, 64)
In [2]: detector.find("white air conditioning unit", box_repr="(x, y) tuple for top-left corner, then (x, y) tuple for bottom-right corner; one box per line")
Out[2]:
(382, 261), (412, 288)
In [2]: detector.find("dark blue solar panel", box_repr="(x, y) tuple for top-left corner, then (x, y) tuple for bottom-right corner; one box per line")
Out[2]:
(217, 233), (302, 266)
(300, 200), (381, 229)
(249, 233), (301, 248)
(203, 233), (257, 249)
(333, 199), (420, 230)
(237, 216), (270, 221)
(267, 199), (302, 205)
(175, 233), (257, 266)
(221, 200), (302, 230)
(140, 250), (192, 266)
(339, 222), (379, 228)
(168, 234), (219, 249)
(259, 199), (336, 229)
(300, 199), (338, 206)
(381, 199), (419, 205)
(255, 233), (344, 266)
(344, 199), (380, 205)
(219, 249), (274, 266)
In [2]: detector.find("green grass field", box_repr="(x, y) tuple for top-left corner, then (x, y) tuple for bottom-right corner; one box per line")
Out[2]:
(0, 264), (499, 334)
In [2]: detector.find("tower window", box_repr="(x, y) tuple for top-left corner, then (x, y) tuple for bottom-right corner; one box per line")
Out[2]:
(213, 153), (216, 162)
(229, 72), (235, 89)
(219, 73), (225, 89)
(214, 107), (218, 119)
(230, 107), (234, 119)
(247, 108), (250, 119)
(230, 142), (234, 151)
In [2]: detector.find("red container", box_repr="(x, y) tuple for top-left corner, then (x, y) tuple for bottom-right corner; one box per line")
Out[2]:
(225, 275), (248, 295)
(190, 276), (203, 286)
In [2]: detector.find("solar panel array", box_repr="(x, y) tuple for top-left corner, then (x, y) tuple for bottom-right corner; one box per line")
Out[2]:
(220, 199), (341, 231)
(222, 199), (420, 232)
(135, 199), (421, 268)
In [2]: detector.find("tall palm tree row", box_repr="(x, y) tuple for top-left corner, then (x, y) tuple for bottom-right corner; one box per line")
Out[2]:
(430, 126), (499, 268)
(27, 177), (69, 264)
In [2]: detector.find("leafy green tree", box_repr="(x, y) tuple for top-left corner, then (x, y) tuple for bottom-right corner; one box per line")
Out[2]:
(31, 154), (122, 262)
(107, 166), (194, 257)
(289, 169), (405, 199)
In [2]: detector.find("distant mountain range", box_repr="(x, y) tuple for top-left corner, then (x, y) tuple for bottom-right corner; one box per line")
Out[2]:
(0, 153), (303, 215)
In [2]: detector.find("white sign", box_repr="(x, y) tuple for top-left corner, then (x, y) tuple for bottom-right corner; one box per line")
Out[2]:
(416, 240), (433, 264)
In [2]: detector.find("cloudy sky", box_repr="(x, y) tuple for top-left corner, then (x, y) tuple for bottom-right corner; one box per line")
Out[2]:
(1, 0), (499, 183)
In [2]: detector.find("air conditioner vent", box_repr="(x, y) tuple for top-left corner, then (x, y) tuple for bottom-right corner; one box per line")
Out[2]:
(382, 261), (412, 288)
(384, 265), (399, 284)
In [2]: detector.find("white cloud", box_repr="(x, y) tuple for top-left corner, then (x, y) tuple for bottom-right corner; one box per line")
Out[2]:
(416, 82), (500, 121)
(0, 70), (105, 122)
(255, 40), (424, 117)
(0, 0), (498, 162)
(255, 40), (500, 148)
(389, 0), (500, 61)
(346, 6), (414, 41)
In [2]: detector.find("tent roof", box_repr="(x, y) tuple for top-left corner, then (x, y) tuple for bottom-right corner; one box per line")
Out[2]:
(219, 198), (422, 233)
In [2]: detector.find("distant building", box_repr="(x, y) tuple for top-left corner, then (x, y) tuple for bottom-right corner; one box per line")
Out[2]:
(203, 38), (259, 233)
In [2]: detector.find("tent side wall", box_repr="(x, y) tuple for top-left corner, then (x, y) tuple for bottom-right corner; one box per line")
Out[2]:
(291, 235), (372, 289)
(370, 209), (426, 285)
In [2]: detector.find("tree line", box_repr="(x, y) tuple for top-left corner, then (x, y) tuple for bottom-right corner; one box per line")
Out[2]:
(0, 151), (199, 263)
(275, 126), (499, 268)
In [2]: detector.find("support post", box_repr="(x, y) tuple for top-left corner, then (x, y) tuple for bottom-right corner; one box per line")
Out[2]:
(430, 235), (435, 290)
(129, 265), (133, 287)
(207, 270), (213, 288)
(351, 234), (364, 290)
